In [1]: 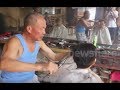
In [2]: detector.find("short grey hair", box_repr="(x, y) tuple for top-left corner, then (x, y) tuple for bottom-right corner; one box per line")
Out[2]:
(23, 12), (44, 28)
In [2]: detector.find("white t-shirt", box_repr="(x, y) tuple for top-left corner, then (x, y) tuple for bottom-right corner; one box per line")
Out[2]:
(97, 27), (112, 45)
(91, 26), (112, 45)
(56, 69), (103, 83)
(106, 11), (118, 28)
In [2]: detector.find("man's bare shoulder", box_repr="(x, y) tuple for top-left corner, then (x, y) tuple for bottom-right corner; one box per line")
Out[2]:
(6, 36), (21, 47)
(1, 36), (22, 59)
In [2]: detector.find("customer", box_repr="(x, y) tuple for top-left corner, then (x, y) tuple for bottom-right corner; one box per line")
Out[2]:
(41, 43), (103, 83)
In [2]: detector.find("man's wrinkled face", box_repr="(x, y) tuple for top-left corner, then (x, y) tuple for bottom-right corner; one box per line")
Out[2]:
(30, 18), (46, 41)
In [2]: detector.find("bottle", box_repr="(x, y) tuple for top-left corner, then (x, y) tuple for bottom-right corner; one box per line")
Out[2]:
(93, 35), (98, 47)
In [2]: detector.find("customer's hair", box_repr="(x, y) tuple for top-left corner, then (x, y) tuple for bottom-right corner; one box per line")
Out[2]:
(84, 10), (89, 15)
(55, 18), (62, 23)
(73, 43), (96, 69)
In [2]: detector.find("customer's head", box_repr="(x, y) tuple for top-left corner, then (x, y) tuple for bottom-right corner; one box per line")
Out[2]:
(99, 19), (106, 28)
(44, 12), (49, 17)
(55, 18), (62, 26)
(23, 12), (46, 41)
(83, 10), (90, 19)
(73, 43), (96, 69)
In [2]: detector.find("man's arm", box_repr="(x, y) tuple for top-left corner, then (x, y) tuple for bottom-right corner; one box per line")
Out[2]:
(0, 37), (37, 72)
(39, 40), (70, 62)
(111, 11), (118, 19)
(104, 11), (109, 19)
(0, 37), (58, 73)
(80, 18), (93, 29)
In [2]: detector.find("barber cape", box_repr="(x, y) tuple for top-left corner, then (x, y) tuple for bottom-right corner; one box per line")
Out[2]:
(39, 56), (103, 83)
(91, 26), (112, 45)
(50, 24), (68, 39)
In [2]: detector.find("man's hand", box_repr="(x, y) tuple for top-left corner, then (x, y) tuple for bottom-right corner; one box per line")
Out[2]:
(47, 62), (58, 74)
(36, 61), (58, 74)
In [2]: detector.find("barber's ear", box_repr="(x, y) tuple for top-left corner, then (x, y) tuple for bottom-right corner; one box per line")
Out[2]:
(89, 58), (96, 68)
(93, 58), (96, 65)
(26, 26), (32, 33)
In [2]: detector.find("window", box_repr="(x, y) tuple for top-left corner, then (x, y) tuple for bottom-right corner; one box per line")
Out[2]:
(86, 7), (96, 20)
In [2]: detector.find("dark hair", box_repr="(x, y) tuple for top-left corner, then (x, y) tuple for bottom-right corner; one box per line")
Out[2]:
(84, 10), (90, 15)
(33, 7), (39, 11)
(55, 18), (62, 23)
(73, 43), (96, 69)
(99, 19), (105, 22)
(44, 12), (48, 15)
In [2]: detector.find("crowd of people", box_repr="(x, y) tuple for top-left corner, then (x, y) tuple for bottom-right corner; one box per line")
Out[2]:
(75, 7), (119, 46)
(43, 7), (120, 46)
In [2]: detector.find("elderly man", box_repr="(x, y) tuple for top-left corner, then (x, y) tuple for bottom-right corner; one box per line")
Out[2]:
(75, 10), (93, 43)
(0, 12), (69, 83)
